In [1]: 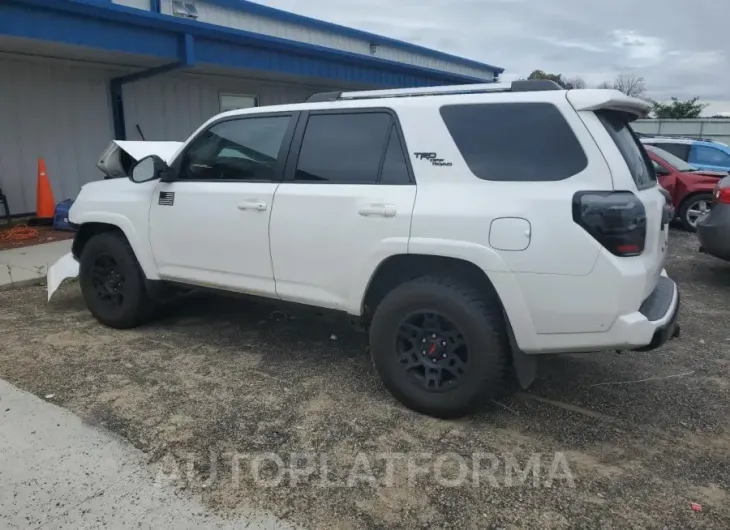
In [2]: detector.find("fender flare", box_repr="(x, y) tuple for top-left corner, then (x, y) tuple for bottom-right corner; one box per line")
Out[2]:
(356, 238), (540, 352)
(72, 212), (160, 280)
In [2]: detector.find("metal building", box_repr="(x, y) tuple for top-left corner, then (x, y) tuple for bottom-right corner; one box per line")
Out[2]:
(0, 0), (503, 215)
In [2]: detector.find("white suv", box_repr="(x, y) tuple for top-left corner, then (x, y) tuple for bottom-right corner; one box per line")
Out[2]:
(49, 80), (680, 418)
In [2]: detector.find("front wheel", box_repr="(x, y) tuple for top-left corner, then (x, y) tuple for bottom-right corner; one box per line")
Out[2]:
(369, 276), (511, 418)
(79, 231), (156, 329)
(678, 193), (713, 232)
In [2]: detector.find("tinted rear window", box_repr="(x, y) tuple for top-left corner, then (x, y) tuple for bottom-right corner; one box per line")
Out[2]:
(598, 111), (656, 190)
(439, 102), (588, 181)
(294, 112), (392, 183)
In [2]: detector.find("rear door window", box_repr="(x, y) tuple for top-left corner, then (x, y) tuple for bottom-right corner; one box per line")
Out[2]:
(294, 112), (392, 183)
(655, 142), (690, 161)
(379, 126), (412, 184)
(439, 102), (588, 181)
(597, 111), (656, 190)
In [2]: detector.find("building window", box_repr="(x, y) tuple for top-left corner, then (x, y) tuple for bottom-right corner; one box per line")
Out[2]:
(219, 94), (258, 113)
(171, 0), (198, 19)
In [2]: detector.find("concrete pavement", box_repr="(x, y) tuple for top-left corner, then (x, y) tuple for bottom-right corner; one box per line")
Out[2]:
(0, 240), (72, 290)
(0, 379), (295, 529)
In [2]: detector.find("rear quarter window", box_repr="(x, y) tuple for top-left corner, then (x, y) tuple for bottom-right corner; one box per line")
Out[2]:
(598, 111), (656, 190)
(439, 102), (588, 181)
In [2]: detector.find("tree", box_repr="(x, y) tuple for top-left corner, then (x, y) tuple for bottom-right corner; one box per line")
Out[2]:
(526, 70), (585, 89)
(597, 74), (647, 98)
(561, 76), (586, 90)
(651, 97), (708, 119)
(527, 69), (564, 85)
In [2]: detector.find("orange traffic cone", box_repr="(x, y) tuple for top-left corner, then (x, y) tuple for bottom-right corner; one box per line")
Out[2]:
(36, 158), (55, 223)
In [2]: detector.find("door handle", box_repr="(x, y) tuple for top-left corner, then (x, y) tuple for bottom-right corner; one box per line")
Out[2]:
(237, 201), (268, 212)
(358, 204), (396, 217)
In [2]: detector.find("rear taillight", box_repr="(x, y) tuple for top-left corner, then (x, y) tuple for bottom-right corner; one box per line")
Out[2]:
(715, 178), (730, 204)
(573, 191), (646, 257)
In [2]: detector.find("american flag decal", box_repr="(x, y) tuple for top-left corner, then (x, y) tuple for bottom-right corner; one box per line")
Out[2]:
(158, 191), (175, 206)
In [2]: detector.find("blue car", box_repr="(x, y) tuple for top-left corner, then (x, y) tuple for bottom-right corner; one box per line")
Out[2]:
(641, 138), (730, 173)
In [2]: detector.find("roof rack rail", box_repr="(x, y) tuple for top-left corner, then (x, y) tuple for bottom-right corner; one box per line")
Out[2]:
(305, 79), (562, 103)
(306, 91), (343, 103)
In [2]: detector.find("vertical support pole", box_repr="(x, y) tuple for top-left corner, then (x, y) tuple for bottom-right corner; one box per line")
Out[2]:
(108, 35), (194, 141)
(110, 80), (127, 141)
(182, 33), (195, 66)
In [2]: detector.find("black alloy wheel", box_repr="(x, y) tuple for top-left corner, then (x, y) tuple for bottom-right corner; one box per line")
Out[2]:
(396, 311), (470, 391)
(90, 254), (126, 308)
(79, 231), (156, 329)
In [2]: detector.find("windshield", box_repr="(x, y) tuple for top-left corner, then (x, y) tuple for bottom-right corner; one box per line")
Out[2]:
(644, 145), (696, 172)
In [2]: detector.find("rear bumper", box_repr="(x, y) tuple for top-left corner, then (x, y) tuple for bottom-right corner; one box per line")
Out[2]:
(697, 203), (730, 262)
(516, 271), (680, 354)
(632, 276), (680, 351)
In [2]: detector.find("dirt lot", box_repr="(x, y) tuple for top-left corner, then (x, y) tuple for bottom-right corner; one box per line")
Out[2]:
(1, 229), (729, 529)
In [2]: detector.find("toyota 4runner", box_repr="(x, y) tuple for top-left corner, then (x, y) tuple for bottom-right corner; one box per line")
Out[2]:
(48, 80), (680, 418)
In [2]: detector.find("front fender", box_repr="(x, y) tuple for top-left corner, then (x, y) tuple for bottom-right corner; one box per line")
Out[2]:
(69, 178), (158, 280)
(71, 211), (159, 280)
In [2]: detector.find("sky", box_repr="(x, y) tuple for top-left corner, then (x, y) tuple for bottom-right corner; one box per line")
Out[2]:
(261, 0), (730, 116)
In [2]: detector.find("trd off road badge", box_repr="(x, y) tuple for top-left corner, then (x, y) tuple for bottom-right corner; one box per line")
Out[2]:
(413, 152), (453, 167)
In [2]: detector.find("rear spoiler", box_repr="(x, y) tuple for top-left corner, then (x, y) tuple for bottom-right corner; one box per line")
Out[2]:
(97, 140), (183, 179)
(566, 89), (651, 120)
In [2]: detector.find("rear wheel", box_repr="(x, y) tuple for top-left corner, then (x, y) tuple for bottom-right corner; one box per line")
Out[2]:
(369, 276), (511, 418)
(678, 193), (713, 232)
(79, 232), (156, 328)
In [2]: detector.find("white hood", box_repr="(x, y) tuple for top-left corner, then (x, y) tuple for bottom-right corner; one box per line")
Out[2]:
(114, 140), (182, 162)
(97, 140), (183, 179)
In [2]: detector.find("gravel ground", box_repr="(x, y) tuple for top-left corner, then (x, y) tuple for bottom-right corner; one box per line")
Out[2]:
(1, 229), (728, 529)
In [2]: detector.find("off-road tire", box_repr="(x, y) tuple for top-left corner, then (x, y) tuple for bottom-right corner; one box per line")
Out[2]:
(79, 231), (156, 329)
(369, 276), (511, 418)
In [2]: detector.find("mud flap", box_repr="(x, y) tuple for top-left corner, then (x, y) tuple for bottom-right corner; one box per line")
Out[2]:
(505, 314), (537, 389)
(47, 252), (79, 302)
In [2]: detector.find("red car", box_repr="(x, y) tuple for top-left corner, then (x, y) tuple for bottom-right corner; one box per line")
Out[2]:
(644, 144), (728, 231)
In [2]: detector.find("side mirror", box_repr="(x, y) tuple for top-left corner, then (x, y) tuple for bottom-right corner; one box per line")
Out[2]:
(654, 165), (670, 176)
(130, 155), (168, 183)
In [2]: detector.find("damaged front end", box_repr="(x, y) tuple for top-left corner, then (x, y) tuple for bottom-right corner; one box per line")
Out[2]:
(47, 253), (79, 301)
(97, 140), (183, 179)
(47, 139), (183, 301)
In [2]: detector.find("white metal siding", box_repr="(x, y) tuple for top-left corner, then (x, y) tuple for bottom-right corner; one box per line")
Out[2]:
(0, 55), (340, 214)
(159, 0), (495, 79)
(122, 74), (330, 141)
(0, 57), (114, 215)
(112, 0), (151, 10)
(633, 119), (730, 145)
